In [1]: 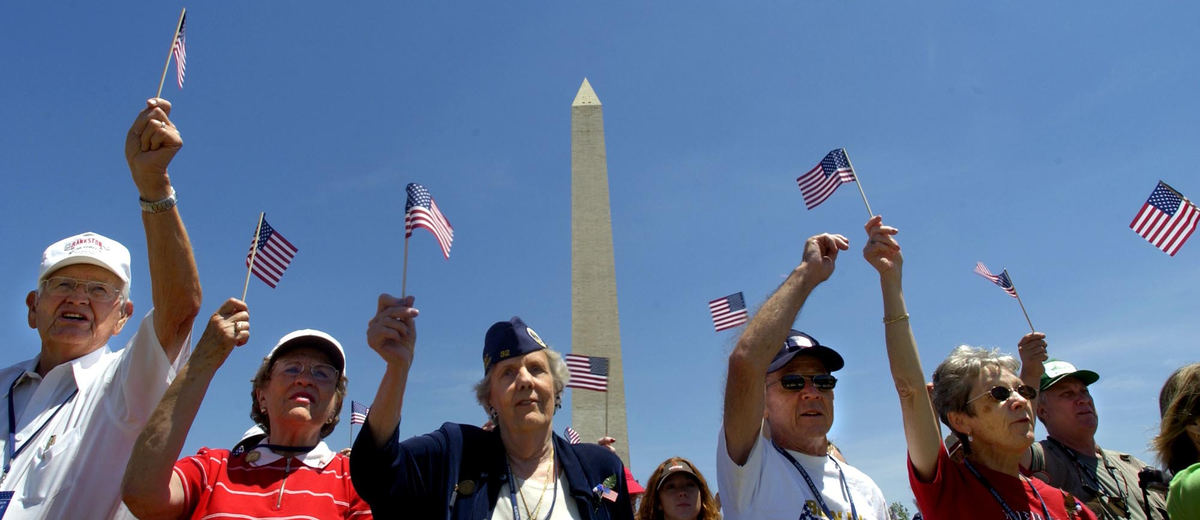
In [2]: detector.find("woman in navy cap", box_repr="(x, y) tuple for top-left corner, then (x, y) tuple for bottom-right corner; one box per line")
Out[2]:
(350, 294), (634, 519)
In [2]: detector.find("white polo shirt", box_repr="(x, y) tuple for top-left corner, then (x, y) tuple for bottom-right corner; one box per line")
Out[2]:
(717, 426), (890, 520)
(0, 310), (188, 519)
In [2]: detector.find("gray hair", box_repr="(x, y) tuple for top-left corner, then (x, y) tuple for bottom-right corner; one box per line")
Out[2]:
(474, 348), (570, 415)
(931, 345), (1019, 455)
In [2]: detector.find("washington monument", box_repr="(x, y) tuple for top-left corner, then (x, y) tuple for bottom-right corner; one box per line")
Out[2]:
(571, 78), (630, 466)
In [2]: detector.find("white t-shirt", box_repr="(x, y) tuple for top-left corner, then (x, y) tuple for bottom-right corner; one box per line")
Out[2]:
(491, 472), (582, 520)
(0, 310), (188, 519)
(717, 426), (889, 520)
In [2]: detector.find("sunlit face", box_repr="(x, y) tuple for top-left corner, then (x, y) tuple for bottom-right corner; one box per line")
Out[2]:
(27, 264), (130, 360)
(487, 350), (556, 435)
(1038, 377), (1098, 439)
(764, 356), (834, 447)
(952, 366), (1035, 455)
(256, 347), (339, 435)
(657, 472), (701, 520)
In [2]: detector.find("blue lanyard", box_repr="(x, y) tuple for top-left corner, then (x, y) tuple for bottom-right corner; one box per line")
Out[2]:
(771, 440), (857, 520)
(503, 453), (558, 520)
(964, 459), (1053, 520)
(4, 374), (78, 482)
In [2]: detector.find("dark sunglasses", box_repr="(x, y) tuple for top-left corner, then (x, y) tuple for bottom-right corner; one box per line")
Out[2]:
(776, 374), (837, 391)
(968, 384), (1038, 405)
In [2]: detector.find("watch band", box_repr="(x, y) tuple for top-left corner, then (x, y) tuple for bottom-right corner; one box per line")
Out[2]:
(139, 187), (177, 213)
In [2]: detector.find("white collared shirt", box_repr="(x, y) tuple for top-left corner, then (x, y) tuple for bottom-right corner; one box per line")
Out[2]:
(0, 310), (188, 519)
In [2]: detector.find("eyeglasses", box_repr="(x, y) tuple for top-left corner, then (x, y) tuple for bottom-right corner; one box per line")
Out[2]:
(41, 276), (122, 303)
(272, 360), (339, 384)
(773, 374), (837, 391)
(967, 384), (1038, 405)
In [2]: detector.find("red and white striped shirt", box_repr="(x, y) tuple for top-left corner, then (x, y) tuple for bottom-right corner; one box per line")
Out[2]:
(173, 441), (372, 519)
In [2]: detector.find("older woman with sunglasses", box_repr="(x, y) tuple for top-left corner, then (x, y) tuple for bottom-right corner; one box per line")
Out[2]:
(122, 298), (371, 519)
(1154, 362), (1200, 518)
(863, 216), (1096, 520)
(350, 294), (633, 519)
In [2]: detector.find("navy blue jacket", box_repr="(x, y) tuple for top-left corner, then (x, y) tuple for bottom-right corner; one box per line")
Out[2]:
(351, 421), (634, 520)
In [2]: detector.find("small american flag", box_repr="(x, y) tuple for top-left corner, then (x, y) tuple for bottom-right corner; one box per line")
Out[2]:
(796, 148), (856, 210)
(593, 484), (618, 502)
(708, 292), (749, 332)
(1130, 181), (1199, 256)
(405, 183), (454, 259)
(350, 401), (369, 426)
(172, 13), (187, 89)
(246, 217), (297, 288)
(564, 426), (582, 444)
(565, 354), (609, 392)
(974, 262), (1017, 298)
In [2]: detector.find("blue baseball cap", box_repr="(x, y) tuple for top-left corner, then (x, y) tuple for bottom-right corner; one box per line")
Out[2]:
(482, 316), (549, 374)
(767, 330), (844, 373)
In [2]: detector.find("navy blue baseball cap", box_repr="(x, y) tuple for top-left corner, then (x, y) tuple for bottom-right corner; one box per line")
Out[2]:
(482, 316), (549, 374)
(767, 330), (844, 373)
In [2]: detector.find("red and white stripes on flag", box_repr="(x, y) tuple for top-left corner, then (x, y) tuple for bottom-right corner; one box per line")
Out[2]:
(974, 262), (1017, 298)
(246, 217), (297, 288)
(796, 148), (856, 210)
(172, 13), (187, 88)
(564, 354), (609, 392)
(708, 292), (749, 332)
(350, 401), (369, 426)
(564, 426), (582, 444)
(405, 183), (454, 259)
(1130, 181), (1199, 256)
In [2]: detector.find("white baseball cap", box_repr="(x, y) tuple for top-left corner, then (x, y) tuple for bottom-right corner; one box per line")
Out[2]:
(266, 329), (346, 376)
(39, 232), (132, 287)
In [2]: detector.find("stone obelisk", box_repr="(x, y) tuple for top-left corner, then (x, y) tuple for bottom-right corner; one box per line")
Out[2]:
(571, 78), (630, 466)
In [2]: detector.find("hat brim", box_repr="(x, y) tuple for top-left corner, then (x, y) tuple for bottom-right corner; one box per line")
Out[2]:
(1041, 370), (1100, 392)
(768, 345), (844, 373)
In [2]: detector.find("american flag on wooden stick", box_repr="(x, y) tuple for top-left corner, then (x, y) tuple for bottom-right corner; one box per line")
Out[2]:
(708, 292), (749, 332)
(1130, 181), (1199, 256)
(796, 148), (856, 210)
(974, 262), (1017, 298)
(565, 354), (609, 392)
(172, 13), (187, 88)
(246, 217), (297, 288)
(350, 401), (369, 426)
(405, 183), (454, 259)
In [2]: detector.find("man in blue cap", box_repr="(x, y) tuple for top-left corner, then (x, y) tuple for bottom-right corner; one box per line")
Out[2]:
(717, 232), (888, 519)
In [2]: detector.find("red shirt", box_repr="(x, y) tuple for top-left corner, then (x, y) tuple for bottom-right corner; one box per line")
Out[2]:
(173, 443), (372, 519)
(909, 443), (1097, 520)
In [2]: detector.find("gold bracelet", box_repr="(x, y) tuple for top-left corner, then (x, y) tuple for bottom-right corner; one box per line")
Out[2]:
(882, 313), (909, 325)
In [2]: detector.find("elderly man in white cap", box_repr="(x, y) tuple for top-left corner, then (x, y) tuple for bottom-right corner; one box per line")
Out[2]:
(0, 98), (201, 519)
(718, 232), (888, 520)
(1018, 333), (1168, 520)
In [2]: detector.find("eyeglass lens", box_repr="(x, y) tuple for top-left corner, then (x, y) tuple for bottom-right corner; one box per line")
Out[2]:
(779, 374), (837, 391)
(43, 276), (119, 302)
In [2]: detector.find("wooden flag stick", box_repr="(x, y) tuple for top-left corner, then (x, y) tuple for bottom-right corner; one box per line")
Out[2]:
(604, 388), (610, 437)
(1004, 269), (1036, 332)
(841, 148), (875, 217)
(242, 212), (265, 302)
(155, 8), (187, 99)
(401, 235), (410, 298)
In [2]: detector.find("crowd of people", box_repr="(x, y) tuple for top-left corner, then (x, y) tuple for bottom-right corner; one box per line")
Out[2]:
(0, 99), (1194, 519)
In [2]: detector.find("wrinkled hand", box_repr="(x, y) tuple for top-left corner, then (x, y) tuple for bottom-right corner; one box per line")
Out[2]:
(193, 298), (250, 368)
(1017, 332), (1048, 371)
(800, 233), (850, 285)
(597, 436), (617, 454)
(367, 293), (419, 369)
(124, 98), (182, 200)
(863, 216), (903, 276)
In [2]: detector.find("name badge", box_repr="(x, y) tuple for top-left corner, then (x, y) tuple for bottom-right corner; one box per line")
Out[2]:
(0, 490), (14, 518)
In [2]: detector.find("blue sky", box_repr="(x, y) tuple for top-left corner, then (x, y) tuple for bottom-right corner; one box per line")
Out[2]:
(3, 2), (1198, 507)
